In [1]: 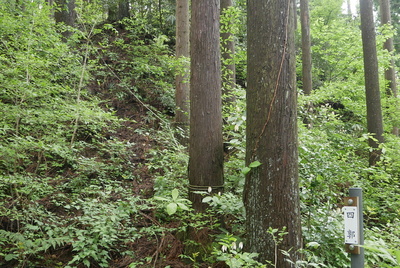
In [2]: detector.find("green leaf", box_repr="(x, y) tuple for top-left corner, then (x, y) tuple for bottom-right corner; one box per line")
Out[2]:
(306, 241), (320, 249)
(249, 161), (262, 168)
(5, 254), (17, 261)
(83, 258), (91, 267)
(171, 189), (179, 201)
(393, 249), (400, 263)
(241, 166), (251, 175)
(202, 196), (213, 203)
(166, 202), (177, 215)
(177, 202), (189, 211)
(153, 196), (169, 202)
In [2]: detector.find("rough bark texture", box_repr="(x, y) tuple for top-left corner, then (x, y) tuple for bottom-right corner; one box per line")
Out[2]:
(300, 0), (312, 95)
(54, 0), (76, 38)
(221, 0), (236, 105)
(381, 0), (398, 98)
(380, 0), (399, 136)
(174, 0), (190, 143)
(245, 0), (302, 266)
(360, 0), (385, 166)
(189, 0), (223, 212)
(293, 0), (297, 30)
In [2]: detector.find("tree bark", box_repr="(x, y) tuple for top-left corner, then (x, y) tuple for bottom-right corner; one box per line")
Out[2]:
(300, 0), (312, 95)
(245, 0), (302, 266)
(54, 0), (76, 38)
(221, 0), (236, 105)
(108, 0), (130, 23)
(293, 0), (298, 30)
(189, 0), (224, 212)
(347, 0), (352, 15)
(360, 0), (385, 166)
(174, 0), (190, 143)
(380, 0), (399, 136)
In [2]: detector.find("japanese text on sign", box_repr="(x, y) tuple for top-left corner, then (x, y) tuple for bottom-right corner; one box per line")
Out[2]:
(343, 206), (359, 244)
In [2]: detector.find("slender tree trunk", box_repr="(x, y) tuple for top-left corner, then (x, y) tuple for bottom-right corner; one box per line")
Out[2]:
(245, 0), (302, 266)
(300, 0), (312, 94)
(48, 0), (55, 19)
(380, 0), (399, 136)
(360, 0), (385, 166)
(348, 0), (352, 15)
(189, 0), (223, 212)
(221, 0), (236, 105)
(174, 0), (190, 144)
(48, 0), (54, 7)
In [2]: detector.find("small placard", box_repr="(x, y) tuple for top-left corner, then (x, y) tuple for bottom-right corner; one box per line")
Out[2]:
(343, 206), (359, 244)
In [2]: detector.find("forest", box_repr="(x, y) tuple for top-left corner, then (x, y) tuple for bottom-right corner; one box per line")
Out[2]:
(0, 0), (399, 267)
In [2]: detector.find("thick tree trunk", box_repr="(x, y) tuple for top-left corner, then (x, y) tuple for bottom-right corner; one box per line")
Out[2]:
(300, 0), (312, 95)
(174, 0), (190, 143)
(293, 0), (297, 30)
(245, 0), (302, 266)
(221, 0), (236, 105)
(108, 0), (130, 23)
(189, 0), (223, 212)
(360, 0), (385, 165)
(380, 0), (399, 136)
(54, 0), (76, 38)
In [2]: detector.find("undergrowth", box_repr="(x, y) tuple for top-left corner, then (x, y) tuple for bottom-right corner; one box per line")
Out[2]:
(0, 0), (399, 267)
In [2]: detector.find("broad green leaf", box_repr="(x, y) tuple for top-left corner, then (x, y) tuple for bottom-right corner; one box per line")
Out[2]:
(306, 241), (320, 249)
(202, 196), (213, 203)
(241, 166), (251, 175)
(153, 196), (169, 202)
(177, 202), (189, 211)
(249, 161), (262, 168)
(166, 202), (177, 215)
(5, 254), (17, 261)
(171, 188), (179, 200)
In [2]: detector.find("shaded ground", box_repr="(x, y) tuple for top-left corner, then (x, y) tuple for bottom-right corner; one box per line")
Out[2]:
(107, 99), (189, 268)
(86, 88), (191, 267)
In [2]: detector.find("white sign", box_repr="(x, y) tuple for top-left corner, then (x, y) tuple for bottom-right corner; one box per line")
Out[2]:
(343, 206), (359, 244)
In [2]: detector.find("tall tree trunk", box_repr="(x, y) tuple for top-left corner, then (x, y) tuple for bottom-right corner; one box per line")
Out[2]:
(48, 0), (55, 19)
(380, 0), (399, 136)
(174, 0), (190, 144)
(245, 0), (302, 266)
(221, 0), (236, 105)
(189, 0), (223, 212)
(347, 0), (352, 15)
(54, 0), (76, 38)
(360, 0), (385, 166)
(300, 0), (312, 95)
(108, 0), (130, 23)
(158, 0), (163, 30)
(293, 0), (297, 30)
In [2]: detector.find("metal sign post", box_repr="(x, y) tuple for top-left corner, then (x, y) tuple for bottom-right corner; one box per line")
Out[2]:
(343, 187), (364, 267)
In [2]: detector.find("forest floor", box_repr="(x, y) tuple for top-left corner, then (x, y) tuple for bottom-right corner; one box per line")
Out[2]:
(85, 88), (193, 267)
(1, 25), (222, 267)
(80, 26), (189, 267)
(36, 95), (195, 268)
(110, 100), (190, 268)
